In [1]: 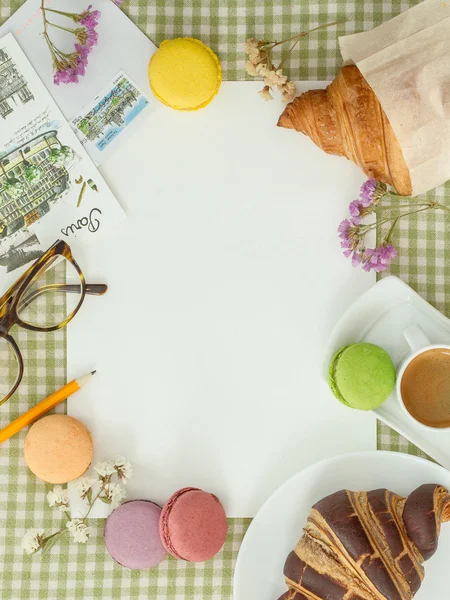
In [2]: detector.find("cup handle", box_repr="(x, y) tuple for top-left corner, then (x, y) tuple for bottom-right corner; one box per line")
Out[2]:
(403, 325), (431, 353)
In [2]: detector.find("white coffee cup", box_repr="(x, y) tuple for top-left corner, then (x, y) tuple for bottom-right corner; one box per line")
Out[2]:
(397, 324), (450, 431)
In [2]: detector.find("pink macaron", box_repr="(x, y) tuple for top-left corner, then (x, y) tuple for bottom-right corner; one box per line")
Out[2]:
(160, 487), (228, 562)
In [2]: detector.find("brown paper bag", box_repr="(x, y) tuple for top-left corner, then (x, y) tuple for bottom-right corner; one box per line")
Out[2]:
(339, 0), (450, 195)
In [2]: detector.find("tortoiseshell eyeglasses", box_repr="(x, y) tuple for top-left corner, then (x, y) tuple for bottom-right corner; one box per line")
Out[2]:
(0, 239), (107, 406)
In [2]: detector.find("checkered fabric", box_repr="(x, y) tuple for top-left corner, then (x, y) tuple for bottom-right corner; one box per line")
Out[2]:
(0, 0), (447, 598)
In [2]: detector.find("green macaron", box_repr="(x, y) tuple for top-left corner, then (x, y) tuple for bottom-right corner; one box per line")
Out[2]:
(328, 343), (396, 410)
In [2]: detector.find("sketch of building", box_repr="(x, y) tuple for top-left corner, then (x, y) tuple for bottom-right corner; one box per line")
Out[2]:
(0, 130), (71, 265)
(0, 47), (34, 119)
(77, 77), (140, 141)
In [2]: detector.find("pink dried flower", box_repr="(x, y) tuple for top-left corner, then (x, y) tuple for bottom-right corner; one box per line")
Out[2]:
(74, 27), (88, 45)
(359, 178), (377, 204)
(53, 44), (92, 85)
(359, 178), (387, 206)
(74, 44), (90, 76)
(338, 219), (354, 249)
(42, 4), (100, 85)
(348, 200), (363, 225)
(351, 251), (362, 267)
(78, 6), (101, 28)
(348, 180), (387, 225)
(54, 67), (79, 85)
(85, 27), (99, 48)
(362, 244), (397, 272)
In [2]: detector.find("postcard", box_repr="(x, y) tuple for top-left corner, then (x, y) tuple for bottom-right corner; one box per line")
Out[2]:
(0, 33), (125, 282)
(71, 70), (153, 165)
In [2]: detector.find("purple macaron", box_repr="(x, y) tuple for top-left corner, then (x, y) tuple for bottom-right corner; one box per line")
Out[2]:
(104, 500), (167, 569)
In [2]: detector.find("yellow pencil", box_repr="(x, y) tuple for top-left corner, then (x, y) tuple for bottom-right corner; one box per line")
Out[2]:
(0, 371), (95, 445)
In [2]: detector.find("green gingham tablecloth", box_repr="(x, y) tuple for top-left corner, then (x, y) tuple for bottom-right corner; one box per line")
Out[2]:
(0, 0), (445, 597)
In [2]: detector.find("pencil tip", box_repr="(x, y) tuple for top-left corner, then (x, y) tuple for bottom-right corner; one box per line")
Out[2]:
(91, 370), (97, 375)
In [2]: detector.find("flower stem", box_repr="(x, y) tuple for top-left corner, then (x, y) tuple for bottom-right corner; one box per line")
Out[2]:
(383, 215), (400, 244)
(84, 489), (102, 520)
(360, 216), (397, 233)
(40, 529), (68, 555)
(45, 20), (77, 34)
(41, 0), (47, 34)
(265, 21), (341, 49)
(374, 202), (431, 212)
(278, 37), (301, 70)
(435, 202), (450, 213)
(42, 32), (59, 66)
(84, 476), (110, 520)
(42, 8), (77, 18)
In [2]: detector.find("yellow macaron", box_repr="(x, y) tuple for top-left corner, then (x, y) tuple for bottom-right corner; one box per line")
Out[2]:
(148, 38), (222, 111)
(24, 414), (93, 484)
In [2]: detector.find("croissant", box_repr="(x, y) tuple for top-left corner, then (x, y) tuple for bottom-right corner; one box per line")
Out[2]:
(279, 484), (450, 600)
(277, 65), (412, 197)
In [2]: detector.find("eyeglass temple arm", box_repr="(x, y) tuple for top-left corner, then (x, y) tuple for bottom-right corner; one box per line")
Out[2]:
(85, 284), (108, 296)
(18, 283), (108, 311)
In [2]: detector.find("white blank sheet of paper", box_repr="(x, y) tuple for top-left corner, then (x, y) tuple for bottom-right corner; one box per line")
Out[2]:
(67, 82), (376, 517)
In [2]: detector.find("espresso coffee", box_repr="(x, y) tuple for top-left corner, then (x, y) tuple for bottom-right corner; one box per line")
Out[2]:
(401, 348), (450, 428)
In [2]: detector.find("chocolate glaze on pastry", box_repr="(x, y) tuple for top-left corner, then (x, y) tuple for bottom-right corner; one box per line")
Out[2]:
(280, 485), (450, 600)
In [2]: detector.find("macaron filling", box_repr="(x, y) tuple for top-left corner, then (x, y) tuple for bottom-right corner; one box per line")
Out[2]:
(328, 345), (352, 406)
(160, 487), (197, 559)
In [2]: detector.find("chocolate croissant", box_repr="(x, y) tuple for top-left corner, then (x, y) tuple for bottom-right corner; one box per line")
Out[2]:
(277, 65), (412, 197)
(279, 484), (450, 600)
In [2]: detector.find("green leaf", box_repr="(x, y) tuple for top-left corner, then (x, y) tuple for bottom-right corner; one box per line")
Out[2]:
(99, 496), (112, 504)
(86, 488), (92, 504)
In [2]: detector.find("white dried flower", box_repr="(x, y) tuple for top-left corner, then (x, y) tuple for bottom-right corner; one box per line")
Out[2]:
(76, 476), (96, 501)
(102, 482), (127, 508)
(244, 38), (259, 55)
(280, 81), (297, 103)
(94, 461), (116, 479)
(22, 528), (45, 554)
(113, 458), (133, 483)
(66, 519), (91, 544)
(245, 61), (259, 77)
(47, 485), (69, 513)
(256, 63), (269, 76)
(258, 86), (273, 102)
(263, 69), (287, 87)
(244, 38), (261, 62)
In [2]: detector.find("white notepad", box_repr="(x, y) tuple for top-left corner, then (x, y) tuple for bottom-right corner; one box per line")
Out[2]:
(67, 82), (377, 517)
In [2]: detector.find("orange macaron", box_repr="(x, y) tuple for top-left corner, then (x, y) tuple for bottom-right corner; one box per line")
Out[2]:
(24, 414), (93, 484)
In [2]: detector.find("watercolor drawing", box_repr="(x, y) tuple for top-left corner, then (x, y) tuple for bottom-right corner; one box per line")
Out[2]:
(75, 74), (148, 151)
(71, 70), (151, 164)
(0, 127), (78, 271)
(0, 46), (34, 120)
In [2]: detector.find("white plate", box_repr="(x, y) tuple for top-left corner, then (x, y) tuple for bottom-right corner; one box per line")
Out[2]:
(323, 275), (450, 468)
(234, 451), (450, 600)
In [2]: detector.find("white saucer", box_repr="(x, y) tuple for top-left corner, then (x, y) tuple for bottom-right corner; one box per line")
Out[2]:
(323, 275), (450, 468)
(234, 451), (450, 600)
